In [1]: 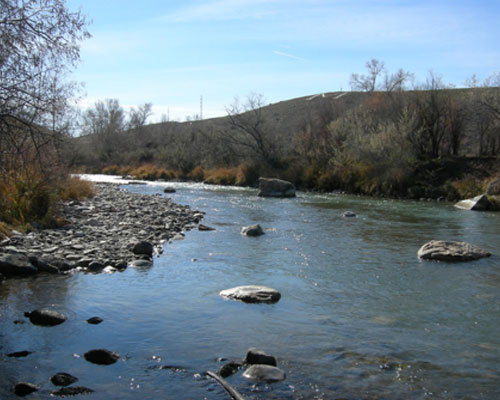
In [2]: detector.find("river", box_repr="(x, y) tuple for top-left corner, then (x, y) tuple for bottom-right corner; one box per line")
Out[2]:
(1, 176), (499, 399)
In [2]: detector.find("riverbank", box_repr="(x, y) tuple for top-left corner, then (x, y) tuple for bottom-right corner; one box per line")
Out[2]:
(0, 183), (204, 278)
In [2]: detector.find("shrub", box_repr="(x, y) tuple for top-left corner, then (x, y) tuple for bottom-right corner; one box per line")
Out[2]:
(204, 168), (237, 185)
(188, 166), (206, 181)
(450, 175), (486, 199)
(60, 176), (95, 201)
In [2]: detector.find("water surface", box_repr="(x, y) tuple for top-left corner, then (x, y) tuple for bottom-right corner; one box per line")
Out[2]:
(1, 179), (499, 399)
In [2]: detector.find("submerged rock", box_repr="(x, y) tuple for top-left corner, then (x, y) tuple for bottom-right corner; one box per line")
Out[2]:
(242, 365), (286, 383)
(84, 349), (119, 365)
(219, 285), (281, 303)
(244, 348), (277, 366)
(454, 194), (491, 211)
(7, 351), (33, 358)
(417, 240), (491, 262)
(241, 224), (265, 237)
(26, 309), (66, 326)
(51, 387), (94, 396)
(50, 372), (79, 387)
(86, 316), (103, 325)
(258, 178), (296, 198)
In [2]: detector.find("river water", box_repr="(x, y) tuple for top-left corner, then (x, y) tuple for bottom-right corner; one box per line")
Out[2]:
(1, 177), (499, 399)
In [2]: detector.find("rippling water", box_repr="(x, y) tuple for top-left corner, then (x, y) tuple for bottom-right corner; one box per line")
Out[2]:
(1, 178), (499, 399)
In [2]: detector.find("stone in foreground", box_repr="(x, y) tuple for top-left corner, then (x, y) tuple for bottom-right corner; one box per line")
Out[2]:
(241, 224), (265, 237)
(84, 349), (119, 365)
(244, 348), (277, 366)
(258, 178), (296, 198)
(242, 365), (286, 383)
(27, 309), (66, 326)
(454, 194), (491, 211)
(14, 382), (39, 397)
(51, 387), (94, 396)
(219, 285), (281, 303)
(417, 240), (491, 262)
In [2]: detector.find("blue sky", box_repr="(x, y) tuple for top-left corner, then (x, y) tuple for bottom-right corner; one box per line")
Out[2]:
(68, 0), (500, 122)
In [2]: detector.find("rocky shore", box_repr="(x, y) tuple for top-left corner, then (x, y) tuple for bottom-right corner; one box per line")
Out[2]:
(0, 183), (204, 277)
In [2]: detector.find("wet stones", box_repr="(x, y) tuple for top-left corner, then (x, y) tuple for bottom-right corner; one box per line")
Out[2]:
(0, 183), (204, 278)
(220, 285), (281, 304)
(50, 372), (78, 387)
(241, 224), (264, 237)
(418, 240), (492, 262)
(26, 309), (66, 326)
(84, 349), (119, 365)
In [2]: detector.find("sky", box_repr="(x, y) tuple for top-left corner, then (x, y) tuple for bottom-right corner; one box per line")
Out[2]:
(67, 0), (500, 122)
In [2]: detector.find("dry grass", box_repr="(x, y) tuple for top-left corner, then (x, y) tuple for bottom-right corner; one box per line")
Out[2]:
(60, 176), (95, 201)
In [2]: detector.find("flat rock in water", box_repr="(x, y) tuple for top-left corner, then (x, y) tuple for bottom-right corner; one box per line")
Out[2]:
(50, 372), (78, 387)
(7, 351), (33, 358)
(241, 224), (265, 237)
(0, 253), (38, 276)
(454, 194), (491, 211)
(417, 240), (491, 262)
(129, 259), (153, 268)
(27, 309), (66, 326)
(219, 285), (281, 303)
(242, 365), (286, 383)
(86, 316), (103, 325)
(342, 211), (356, 218)
(198, 224), (215, 231)
(244, 348), (277, 366)
(84, 349), (119, 365)
(163, 187), (176, 193)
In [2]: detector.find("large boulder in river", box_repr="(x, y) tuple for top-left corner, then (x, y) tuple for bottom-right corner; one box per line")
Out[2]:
(241, 224), (264, 237)
(417, 240), (491, 262)
(219, 285), (281, 303)
(454, 194), (491, 211)
(0, 253), (38, 276)
(258, 178), (296, 198)
(242, 365), (286, 383)
(26, 309), (67, 326)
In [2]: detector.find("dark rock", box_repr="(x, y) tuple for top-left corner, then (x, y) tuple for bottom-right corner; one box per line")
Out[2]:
(454, 194), (491, 211)
(198, 224), (215, 231)
(242, 365), (286, 383)
(0, 253), (38, 276)
(241, 224), (265, 237)
(244, 348), (277, 366)
(84, 349), (119, 365)
(50, 372), (78, 387)
(163, 187), (176, 193)
(218, 361), (242, 378)
(219, 285), (281, 304)
(418, 240), (492, 262)
(87, 261), (104, 272)
(51, 386), (94, 396)
(27, 309), (66, 326)
(258, 177), (296, 198)
(7, 351), (33, 358)
(13, 320), (25, 324)
(132, 241), (154, 257)
(14, 382), (39, 397)
(29, 256), (60, 274)
(86, 316), (103, 325)
(342, 211), (356, 218)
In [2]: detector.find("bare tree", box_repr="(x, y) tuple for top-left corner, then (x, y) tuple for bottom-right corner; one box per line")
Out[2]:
(0, 0), (89, 171)
(128, 103), (153, 130)
(350, 59), (385, 92)
(224, 93), (282, 167)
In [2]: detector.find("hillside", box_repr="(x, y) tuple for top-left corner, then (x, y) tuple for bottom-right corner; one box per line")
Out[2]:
(70, 88), (499, 200)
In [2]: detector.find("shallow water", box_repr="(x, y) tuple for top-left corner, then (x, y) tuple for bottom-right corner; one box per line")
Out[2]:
(1, 179), (499, 399)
